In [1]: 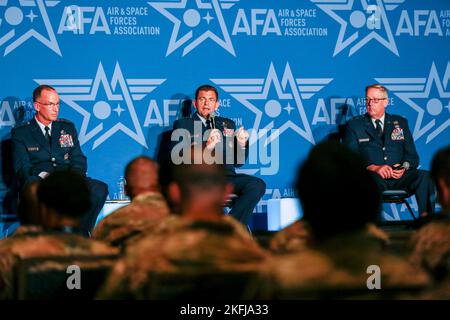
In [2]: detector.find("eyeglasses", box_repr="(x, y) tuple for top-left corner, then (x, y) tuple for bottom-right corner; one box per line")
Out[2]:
(366, 97), (387, 104)
(36, 101), (60, 108)
(197, 97), (217, 104)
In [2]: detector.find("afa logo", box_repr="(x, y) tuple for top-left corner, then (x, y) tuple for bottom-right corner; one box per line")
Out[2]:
(34, 62), (166, 150)
(312, 0), (449, 57)
(376, 62), (450, 144)
(148, 0), (236, 57)
(211, 62), (334, 146)
(312, 0), (401, 57)
(0, 0), (60, 56)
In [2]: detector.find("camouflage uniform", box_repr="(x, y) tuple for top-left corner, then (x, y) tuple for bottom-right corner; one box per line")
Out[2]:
(269, 220), (389, 254)
(92, 192), (170, 247)
(269, 230), (430, 299)
(409, 213), (450, 299)
(0, 228), (118, 299)
(98, 215), (270, 299)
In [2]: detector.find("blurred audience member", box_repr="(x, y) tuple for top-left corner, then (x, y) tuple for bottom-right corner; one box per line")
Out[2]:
(410, 145), (450, 298)
(98, 148), (269, 299)
(269, 141), (429, 299)
(93, 156), (170, 248)
(0, 171), (118, 299)
(269, 218), (389, 255)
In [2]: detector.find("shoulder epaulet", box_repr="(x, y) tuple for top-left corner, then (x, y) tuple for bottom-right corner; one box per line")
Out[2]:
(56, 118), (74, 124)
(14, 121), (31, 128)
(219, 116), (233, 123)
(348, 115), (364, 123)
(388, 114), (407, 122)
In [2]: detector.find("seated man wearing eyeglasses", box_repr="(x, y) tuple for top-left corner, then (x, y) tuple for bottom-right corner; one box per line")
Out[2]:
(343, 84), (435, 219)
(11, 84), (108, 236)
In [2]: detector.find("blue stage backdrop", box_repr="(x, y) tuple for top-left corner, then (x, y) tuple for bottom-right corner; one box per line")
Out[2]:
(0, 0), (449, 222)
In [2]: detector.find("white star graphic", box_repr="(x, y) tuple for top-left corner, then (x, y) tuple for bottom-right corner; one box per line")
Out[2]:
(26, 9), (38, 23)
(34, 62), (166, 149)
(212, 63), (333, 146)
(284, 102), (294, 115)
(0, 0), (61, 56)
(148, 0), (235, 56)
(376, 62), (450, 144)
(114, 103), (125, 116)
(203, 11), (213, 24)
(312, 0), (401, 56)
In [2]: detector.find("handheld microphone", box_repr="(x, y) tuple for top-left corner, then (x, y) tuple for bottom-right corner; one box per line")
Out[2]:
(402, 161), (410, 170)
(210, 111), (216, 129)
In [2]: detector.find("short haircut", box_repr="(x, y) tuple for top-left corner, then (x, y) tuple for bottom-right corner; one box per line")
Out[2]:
(195, 84), (219, 100)
(33, 84), (57, 102)
(296, 141), (381, 240)
(431, 145), (450, 188)
(365, 84), (388, 97)
(159, 146), (227, 205)
(37, 170), (91, 218)
(124, 156), (159, 195)
(125, 156), (158, 181)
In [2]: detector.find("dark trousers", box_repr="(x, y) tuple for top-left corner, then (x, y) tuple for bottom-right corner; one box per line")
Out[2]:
(80, 178), (108, 236)
(226, 173), (266, 226)
(370, 169), (436, 215)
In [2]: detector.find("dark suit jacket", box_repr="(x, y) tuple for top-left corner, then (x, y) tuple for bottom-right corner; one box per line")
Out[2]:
(343, 113), (419, 168)
(172, 113), (248, 174)
(11, 118), (87, 187)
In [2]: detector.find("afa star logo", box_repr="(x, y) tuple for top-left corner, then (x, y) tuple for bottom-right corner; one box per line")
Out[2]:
(0, 0), (60, 56)
(34, 62), (166, 150)
(148, 0), (236, 57)
(312, 0), (404, 57)
(211, 62), (333, 146)
(376, 62), (450, 144)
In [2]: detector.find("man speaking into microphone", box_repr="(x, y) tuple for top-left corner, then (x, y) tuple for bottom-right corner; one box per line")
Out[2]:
(171, 84), (266, 228)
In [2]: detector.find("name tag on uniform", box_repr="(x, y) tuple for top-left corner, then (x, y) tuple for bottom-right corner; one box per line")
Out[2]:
(358, 138), (370, 143)
(59, 133), (74, 147)
(391, 127), (404, 141)
(27, 146), (39, 152)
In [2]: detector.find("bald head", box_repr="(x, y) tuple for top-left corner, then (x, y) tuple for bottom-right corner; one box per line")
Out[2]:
(125, 156), (159, 199)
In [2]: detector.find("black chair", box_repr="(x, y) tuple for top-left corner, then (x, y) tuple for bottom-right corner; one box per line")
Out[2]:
(13, 253), (118, 300)
(381, 190), (417, 221)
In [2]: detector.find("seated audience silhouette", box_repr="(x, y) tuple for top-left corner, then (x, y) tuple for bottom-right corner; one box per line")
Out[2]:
(268, 141), (429, 299)
(98, 148), (270, 299)
(93, 156), (170, 248)
(0, 171), (118, 299)
(410, 145), (450, 299)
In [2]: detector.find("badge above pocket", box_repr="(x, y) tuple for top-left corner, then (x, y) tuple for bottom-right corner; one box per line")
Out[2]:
(391, 127), (405, 141)
(59, 130), (74, 148)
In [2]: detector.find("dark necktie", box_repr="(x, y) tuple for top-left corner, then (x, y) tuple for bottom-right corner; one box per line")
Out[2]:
(44, 126), (51, 146)
(205, 119), (212, 129)
(375, 119), (383, 139)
